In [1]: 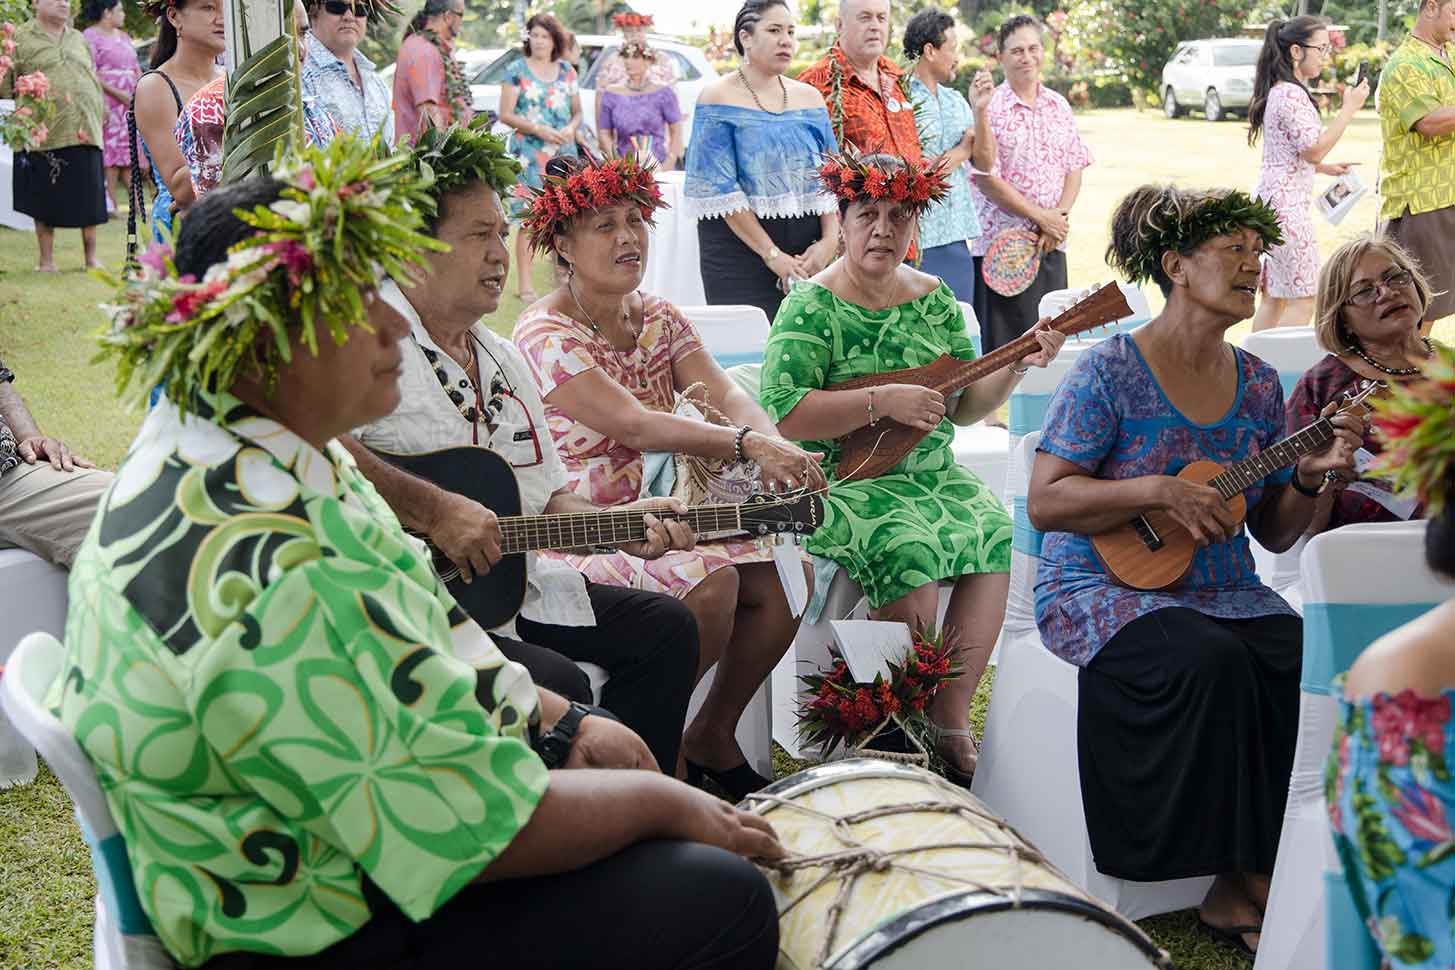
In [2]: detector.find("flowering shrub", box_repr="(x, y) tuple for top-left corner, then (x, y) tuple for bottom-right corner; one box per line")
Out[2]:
(0, 23), (55, 151)
(1060, 0), (1251, 97)
(797, 625), (962, 757)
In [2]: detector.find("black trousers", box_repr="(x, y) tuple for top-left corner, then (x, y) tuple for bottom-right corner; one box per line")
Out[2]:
(498, 580), (699, 772)
(972, 249), (1069, 352)
(203, 839), (780, 969)
(1078, 607), (1302, 881)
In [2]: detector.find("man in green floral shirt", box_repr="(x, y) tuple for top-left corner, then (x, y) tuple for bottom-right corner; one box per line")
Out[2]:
(56, 139), (782, 969)
(1377, 0), (1455, 327)
(2, 0), (107, 269)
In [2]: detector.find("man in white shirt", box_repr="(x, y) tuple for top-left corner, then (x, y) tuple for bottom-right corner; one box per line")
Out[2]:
(343, 122), (701, 772)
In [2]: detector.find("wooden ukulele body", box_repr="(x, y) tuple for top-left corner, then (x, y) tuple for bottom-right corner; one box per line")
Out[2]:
(834, 355), (965, 481)
(1090, 460), (1247, 591)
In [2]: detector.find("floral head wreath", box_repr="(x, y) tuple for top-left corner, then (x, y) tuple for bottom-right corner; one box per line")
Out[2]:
(1112, 189), (1286, 286)
(612, 11), (652, 28)
(816, 146), (952, 216)
(96, 135), (446, 411)
(409, 115), (522, 219)
(514, 152), (665, 255)
(619, 41), (653, 59)
(1371, 343), (1455, 516)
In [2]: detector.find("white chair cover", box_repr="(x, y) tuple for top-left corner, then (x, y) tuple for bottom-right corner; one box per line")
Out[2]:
(0, 549), (69, 787)
(1257, 521), (1454, 970)
(640, 171), (705, 307)
(2, 633), (176, 970)
(677, 304), (772, 371)
(973, 432), (1215, 919)
(1239, 326), (1325, 610)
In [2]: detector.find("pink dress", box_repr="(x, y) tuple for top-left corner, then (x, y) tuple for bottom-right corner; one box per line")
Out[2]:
(1253, 81), (1322, 298)
(82, 26), (140, 168)
(514, 294), (776, 598)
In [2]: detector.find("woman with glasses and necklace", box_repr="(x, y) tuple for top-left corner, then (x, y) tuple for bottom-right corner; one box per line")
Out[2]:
(1286, 233), (1443, 536)
(683, 0), (840, 322)
(302, 0), (394, 141)
(513, 153), (824, 801)
(1247, 15), (1369, 331)
(499, 11), (581, 305)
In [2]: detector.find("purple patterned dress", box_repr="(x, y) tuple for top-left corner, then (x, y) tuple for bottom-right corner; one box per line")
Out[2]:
(1033, 334), (1299, 667)
(596, 86), (681, 163)
(82, 26), (140, 168)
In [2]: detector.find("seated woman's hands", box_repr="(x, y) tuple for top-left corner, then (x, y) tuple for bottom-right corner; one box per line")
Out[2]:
(744, 432), (827, 493)
(876, 384), (947, 432)
(1293, 399), (1364, 489)
(1156, 476), (1243, 548)
(669, 784), (786, 862)
(619, 497), (697, 560)
(1014, 318), (1067, 371)
(565, 714), (660, 771)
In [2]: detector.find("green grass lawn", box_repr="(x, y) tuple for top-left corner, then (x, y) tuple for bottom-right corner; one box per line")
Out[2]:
(0, 106), (1444, 968)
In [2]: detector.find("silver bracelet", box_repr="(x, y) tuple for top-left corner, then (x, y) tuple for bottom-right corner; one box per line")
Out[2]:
(1010, 363), (1030, 376)
(866, 388), (877, 427)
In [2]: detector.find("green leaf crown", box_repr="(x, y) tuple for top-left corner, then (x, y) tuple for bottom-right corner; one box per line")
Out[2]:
(1113, 188), (1286, 285)
(409, 115), (523, 220)
(96, 134), (447, 411)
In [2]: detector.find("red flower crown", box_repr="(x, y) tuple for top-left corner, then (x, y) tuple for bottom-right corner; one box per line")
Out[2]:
(514, 153), (666, 255)
(612, 12), (653, 27)
(817, 147), (952, 216)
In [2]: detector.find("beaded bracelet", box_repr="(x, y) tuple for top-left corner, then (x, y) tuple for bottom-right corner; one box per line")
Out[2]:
(733, 425), (752, 463)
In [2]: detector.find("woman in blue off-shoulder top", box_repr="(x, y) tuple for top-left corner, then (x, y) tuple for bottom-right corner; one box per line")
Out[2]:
(684, 0), (839, 321)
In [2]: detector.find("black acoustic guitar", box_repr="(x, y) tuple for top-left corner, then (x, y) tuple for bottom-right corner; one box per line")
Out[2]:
(371, 445), (825, 629)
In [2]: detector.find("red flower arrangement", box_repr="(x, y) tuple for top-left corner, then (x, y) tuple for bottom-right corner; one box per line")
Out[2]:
(612, 12), (653, 28)
(797, 625), (963, 758)
(816, 146), (951, 217)
(515, 153), (665, 255)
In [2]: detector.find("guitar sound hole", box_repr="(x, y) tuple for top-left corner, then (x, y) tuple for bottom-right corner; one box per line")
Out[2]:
(1133, 517), (1164, 552)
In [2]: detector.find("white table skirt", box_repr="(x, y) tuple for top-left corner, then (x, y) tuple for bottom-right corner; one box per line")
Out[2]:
(642, 170), (705, 307)
(0, 102), (36, 232)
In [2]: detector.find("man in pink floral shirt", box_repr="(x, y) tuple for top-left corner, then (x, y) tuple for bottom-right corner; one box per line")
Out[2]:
(970, 14), (1093, 351)
(392, 0), (472, 143)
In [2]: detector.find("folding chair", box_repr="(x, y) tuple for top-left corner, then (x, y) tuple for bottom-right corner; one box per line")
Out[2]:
(0, 548), (69, 787)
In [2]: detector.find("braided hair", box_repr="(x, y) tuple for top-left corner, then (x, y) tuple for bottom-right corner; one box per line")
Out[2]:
(732, 0), (790, 56)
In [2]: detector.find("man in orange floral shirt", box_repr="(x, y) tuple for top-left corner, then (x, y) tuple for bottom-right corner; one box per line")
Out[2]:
(798, 0), (921, 163)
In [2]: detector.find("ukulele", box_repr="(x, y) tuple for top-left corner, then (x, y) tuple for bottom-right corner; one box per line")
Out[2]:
(371, 445), (824, 629)
(1091, 383), (1379, 591)
(829, 283), (1134, 481)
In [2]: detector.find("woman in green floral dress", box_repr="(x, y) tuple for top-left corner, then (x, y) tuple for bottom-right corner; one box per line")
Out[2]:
(760, 150), (1064, 780)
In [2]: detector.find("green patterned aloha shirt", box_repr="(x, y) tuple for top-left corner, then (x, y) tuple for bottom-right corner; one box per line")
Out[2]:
(50, 390), (548, 967)
(760, 281), (1012, 610)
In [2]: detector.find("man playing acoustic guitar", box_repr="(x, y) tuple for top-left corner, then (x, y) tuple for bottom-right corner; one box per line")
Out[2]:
(341, 120), (701, 775)
(1026, 185), (1362, 959)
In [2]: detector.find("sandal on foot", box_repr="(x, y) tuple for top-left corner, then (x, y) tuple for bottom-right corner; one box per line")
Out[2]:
(1197, 918), (1259, 959)
(684, 758), (773, 803)
(925, 723), (978, 788)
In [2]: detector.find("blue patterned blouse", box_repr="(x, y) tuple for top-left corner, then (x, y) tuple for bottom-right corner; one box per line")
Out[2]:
(907, 76), (981, 250)
(683, 103), (839, 221)
(1329, 680), (1455, 969)
(1033, 335), (1298, 666)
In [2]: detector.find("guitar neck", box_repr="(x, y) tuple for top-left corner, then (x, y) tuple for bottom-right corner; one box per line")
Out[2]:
(1209, 418), (1334, 499)
(497, 505), (745, 554)
(935, 331), (1046, 395)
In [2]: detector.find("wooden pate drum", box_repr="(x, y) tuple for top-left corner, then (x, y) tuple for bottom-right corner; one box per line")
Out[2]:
(744, 760), (1170, 970)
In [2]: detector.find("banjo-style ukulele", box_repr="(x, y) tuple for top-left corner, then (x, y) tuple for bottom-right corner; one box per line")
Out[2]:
(1091, 382), (1379, 591)
(370, 445), (824, 629)
(828, 283), (1134, 482)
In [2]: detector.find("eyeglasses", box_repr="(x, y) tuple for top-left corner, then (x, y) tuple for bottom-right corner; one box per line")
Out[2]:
(1346, 269), (1415, 307)
(321, 0), (368, 16)
(1298, 42), (1333, 56)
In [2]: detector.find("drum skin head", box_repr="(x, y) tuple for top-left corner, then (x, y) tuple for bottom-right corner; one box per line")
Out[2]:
(745, 760), (1170, 970)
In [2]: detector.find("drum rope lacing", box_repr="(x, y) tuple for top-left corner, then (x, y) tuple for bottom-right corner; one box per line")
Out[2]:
(744, 791), (1052, 969)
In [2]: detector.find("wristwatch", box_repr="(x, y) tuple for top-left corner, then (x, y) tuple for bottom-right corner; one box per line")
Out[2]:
(533, 701), (590, 769)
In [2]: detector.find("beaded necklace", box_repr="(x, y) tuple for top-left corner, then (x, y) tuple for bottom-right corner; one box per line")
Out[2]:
(1347, 336), (1436, 378)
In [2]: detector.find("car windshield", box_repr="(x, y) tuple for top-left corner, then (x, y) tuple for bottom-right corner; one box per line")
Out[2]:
(1213, 45), (1260, 67)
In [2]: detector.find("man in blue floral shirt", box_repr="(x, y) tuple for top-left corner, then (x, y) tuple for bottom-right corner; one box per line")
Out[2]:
(303, 0), (395, 142)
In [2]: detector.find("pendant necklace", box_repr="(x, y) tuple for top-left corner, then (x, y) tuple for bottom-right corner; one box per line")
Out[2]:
(569, 278), (648, 389)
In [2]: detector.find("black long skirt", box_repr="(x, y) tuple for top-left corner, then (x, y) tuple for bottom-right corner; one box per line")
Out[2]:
(698, 213), (822, 324)
(972, 249), (1068, 353)
(1077, 607), (1301, 881)
(13, 144), (107, 228)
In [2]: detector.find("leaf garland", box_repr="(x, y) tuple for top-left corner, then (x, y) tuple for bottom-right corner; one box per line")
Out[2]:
(409, 115), (522, 219)
(420, 28), (473, 124)
(1371, 343), (1455, 517)
(94, 133), (448, 411)
(1112, 189), (1285, 286)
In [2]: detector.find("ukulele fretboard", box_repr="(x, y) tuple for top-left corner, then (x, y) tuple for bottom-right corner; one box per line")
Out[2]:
(1209, 419), (1333, 499)
(497, 506), (746, 554)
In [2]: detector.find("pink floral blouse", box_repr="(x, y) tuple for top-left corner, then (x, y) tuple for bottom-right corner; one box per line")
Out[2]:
(969, 82), (1093, 257)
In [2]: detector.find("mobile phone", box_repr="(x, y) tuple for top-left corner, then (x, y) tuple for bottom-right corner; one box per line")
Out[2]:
(1354, 61), (1369, 87)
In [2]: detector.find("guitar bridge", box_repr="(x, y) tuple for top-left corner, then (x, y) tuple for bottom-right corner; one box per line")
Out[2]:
(1133, 516), (1163, 552)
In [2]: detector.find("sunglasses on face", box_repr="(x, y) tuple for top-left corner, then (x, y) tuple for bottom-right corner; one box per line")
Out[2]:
(1346, 269), (1415, 307)
(322, 1), (369, 17)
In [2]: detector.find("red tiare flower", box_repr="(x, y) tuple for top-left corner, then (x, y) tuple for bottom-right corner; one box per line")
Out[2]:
(166, 278), (228, 324)
(909, 173), (933, 203)
(863, 167), (889, 199)
(1375, 413), (1422, 442)
(889, 168), (912, 199)
(264, 240), (314, 289)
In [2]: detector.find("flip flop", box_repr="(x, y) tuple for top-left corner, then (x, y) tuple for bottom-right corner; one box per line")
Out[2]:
(1198, 918), (1259, 959)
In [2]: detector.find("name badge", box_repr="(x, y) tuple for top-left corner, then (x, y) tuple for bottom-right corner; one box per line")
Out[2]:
(513, 429), (533, 442)
(886, 98), (902, 112)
